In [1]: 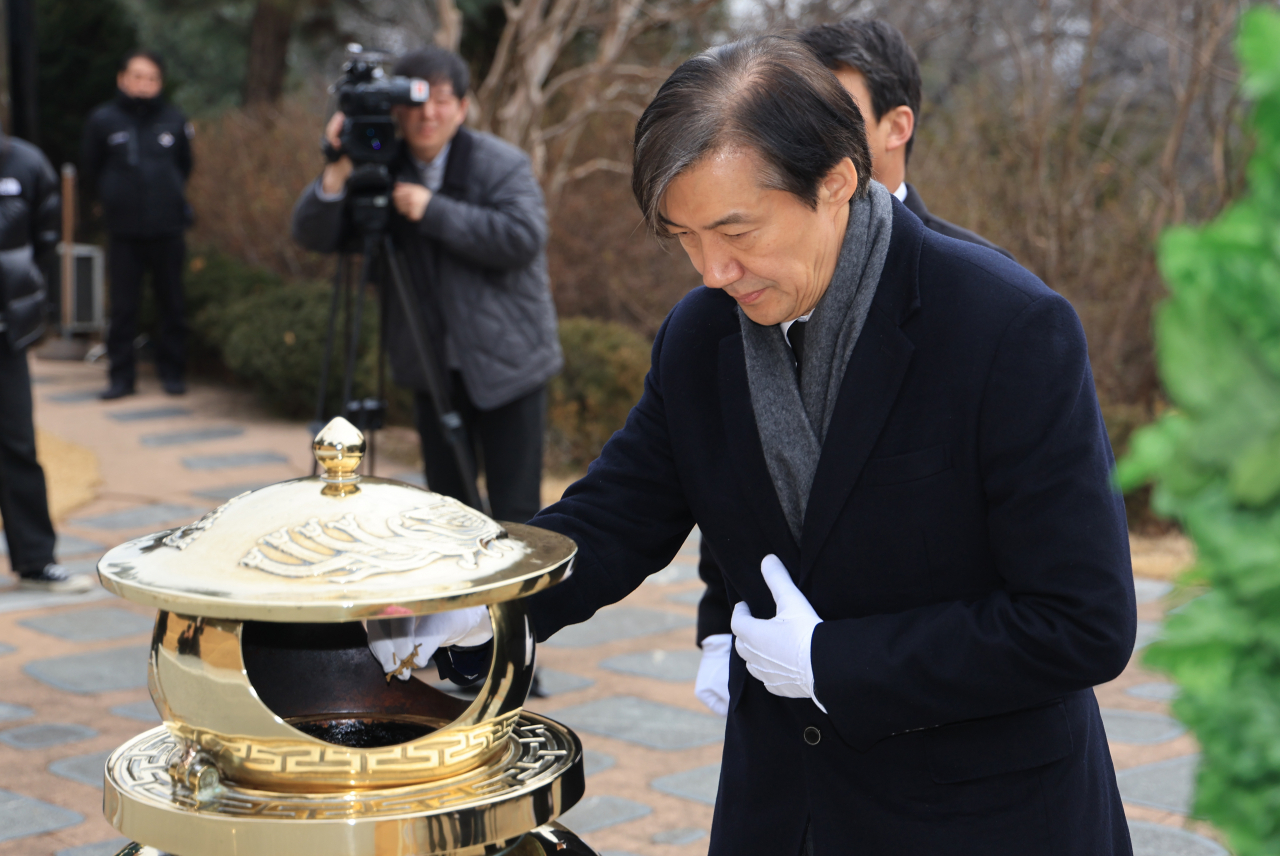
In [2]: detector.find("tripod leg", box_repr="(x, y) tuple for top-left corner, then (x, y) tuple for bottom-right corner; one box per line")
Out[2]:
(379, 235), (488, 515)
(312, 255), (348, 475)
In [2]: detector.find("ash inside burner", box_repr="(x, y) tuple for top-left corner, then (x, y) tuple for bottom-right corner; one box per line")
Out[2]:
(291, 718), (435, 747)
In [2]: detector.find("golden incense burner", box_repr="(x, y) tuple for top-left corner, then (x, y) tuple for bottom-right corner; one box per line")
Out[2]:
(100, 418), (598, 856)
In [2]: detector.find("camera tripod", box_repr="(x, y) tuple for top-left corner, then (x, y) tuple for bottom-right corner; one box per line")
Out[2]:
(312, 163), (487, 514)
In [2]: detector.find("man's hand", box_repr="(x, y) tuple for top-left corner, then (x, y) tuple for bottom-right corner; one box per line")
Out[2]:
(393, 182), (432, 222)
(367, 606), (492, 681)
(730, 554), (826, 712)
(320, 111), (353, 196)
(695, 633), (732, 716)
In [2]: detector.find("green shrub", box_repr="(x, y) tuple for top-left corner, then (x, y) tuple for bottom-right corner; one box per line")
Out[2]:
(1116, 8), (1280, 854)
(547, 317), (651, 470)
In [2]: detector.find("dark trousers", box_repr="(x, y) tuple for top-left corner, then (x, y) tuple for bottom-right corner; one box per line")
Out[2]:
(0, 345), (56, 574)
(413, 374), (545, 524)
(107, 234), (187, 387)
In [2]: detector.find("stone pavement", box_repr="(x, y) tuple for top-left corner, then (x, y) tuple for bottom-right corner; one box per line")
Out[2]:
(0, 356), (1229, 855)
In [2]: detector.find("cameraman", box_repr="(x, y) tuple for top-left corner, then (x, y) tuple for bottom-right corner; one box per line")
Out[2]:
(292, 47), (561, 524)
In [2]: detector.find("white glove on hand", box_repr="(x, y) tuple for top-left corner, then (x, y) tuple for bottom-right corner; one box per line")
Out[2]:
(695, 633), (733, 716)
(368, 606), (493, 681)
(730, 554), (826, 713)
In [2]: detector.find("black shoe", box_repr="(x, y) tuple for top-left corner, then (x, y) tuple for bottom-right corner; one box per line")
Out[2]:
(99, 383), (135, 400)
(17, 563), (94, 594)
(162, 378), (187, 396)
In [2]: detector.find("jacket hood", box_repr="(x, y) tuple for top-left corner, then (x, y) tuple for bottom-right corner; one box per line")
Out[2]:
(115, 90), (164, 115)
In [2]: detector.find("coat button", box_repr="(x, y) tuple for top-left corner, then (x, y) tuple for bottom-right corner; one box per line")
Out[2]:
(804, 726), (821, 745)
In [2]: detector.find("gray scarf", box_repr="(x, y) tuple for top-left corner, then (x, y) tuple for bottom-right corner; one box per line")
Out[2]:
(738, 181), (894, 541)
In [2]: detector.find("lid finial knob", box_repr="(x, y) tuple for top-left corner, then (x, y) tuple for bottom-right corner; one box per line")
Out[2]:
(313, 417), (365, 493)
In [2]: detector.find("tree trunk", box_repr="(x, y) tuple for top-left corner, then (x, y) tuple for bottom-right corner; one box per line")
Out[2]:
(243, 0), (301, 108)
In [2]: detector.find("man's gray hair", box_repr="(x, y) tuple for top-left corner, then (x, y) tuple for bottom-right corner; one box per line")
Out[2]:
(631, 35), (872, 236)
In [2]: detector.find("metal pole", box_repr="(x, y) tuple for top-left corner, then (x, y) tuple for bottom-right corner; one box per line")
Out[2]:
(60, 163), (75, 337)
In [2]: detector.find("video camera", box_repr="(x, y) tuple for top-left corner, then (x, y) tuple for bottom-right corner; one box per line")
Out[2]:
(333, 45), (428, 166)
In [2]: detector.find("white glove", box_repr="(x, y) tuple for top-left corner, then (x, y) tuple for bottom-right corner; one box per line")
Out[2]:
(368, 606), (493, 681)
(695, 633), (733, 716)
(730, 554), (826, 713)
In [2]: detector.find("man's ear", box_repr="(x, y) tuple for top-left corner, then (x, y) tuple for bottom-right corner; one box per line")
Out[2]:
(820, 157), (859, 208)
(883, 105), (915, 154)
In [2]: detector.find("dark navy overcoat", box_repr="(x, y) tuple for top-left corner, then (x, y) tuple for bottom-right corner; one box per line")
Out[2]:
(525, 197), (1136, 856)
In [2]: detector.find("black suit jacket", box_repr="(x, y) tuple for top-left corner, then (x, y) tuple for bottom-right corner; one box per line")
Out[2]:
(525, 198), (1135, 855)
(696, 182), (1015, 640)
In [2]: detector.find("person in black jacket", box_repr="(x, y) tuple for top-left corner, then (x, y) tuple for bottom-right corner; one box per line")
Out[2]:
(693, 19), (1018, 716)
(81, 50), (193, 399)
(370, 37), (1135, 855)
(0, 133), (92, 593)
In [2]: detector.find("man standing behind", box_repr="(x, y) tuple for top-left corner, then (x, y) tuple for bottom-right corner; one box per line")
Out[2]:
(0, 131), (92, 593)
(293, 47), (560, 526)
(82, 50), (193, 400)
(694, 18), (1015, 716)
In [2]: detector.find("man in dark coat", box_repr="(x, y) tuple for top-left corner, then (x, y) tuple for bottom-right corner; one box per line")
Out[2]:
(371, 36), (1135, 855)
(0, 133), (92, 592)
(292, 47), (561, 526)
(694, 17), (1018, 716)
(81, 49), (193, 399)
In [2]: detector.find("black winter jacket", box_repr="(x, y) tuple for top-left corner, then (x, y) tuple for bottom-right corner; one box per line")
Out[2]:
(0, 134), (59, 350)
(80, 92), (192, 237)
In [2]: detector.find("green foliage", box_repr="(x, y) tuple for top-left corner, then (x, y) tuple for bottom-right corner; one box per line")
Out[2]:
(546, 317), (650, 470)
(35, 0), (137, 168)
(1115, 8), (1280, 854)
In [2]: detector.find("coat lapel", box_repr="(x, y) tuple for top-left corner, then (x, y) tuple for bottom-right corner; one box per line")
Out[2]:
(798, 199), (924, 584)
(718, 332), (801, 572)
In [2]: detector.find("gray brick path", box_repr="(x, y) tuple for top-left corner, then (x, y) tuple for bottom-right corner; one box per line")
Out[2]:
(554, 696), (723, 750)
(24, 645), (150, 694)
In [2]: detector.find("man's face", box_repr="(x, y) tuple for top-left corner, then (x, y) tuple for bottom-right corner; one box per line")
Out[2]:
(661, 147), (857, 326)
(118, 57), (163, 100)
(392, 81), (469, 161)
(834, 66), (885, 182)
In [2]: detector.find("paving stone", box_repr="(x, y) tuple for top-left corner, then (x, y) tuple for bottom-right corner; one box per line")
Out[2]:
(667, 588), (705, 606)
(1116, 754), (1198, 814)
(0, 642), (13, 655)
(49, 749), (113, 788)
(651, 763), (721, 806)
(645, 562), (700, 585)
(1134, 620), (1163, 650)
(141, 426), (245, 447)
(600, 649), (703, 682)
(20, 607), (154, 642)
(0, 722), (97, 749)
(72, 503), (203, 531)
(544, 607), (695, 648)
(61, 557), (101, 576)
(0, 787), (83, 842)
(110, 700), (161, 723)
(0, 580), (111, 614)
(558, 795), (651, 833)
(190, 482), (270, 501)
(1101, 708), (1186, 744)
(554, 696), (723, 750)
(48, 389), (104, 403)
(30, 375), (57, 385)
(1127, 681), (1181, 702)
(1128, 820), (1227, 856)
(652, 828), (707, 845)
(56, 838), (133, 856)
(182, 451), (289, 470)
(0, 584), (112, 615)
(1133, 578), (1174, 605)
(107, 406), (192, 422)
(0, 532), (104, 557)
(25, 645), (150, 693)
(393, 471), (427, 487)
(600, 852), (644, 856)
(0, 702), (33, 721)
(536, 667), (594, 696)
(583, 750), (615, 777)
